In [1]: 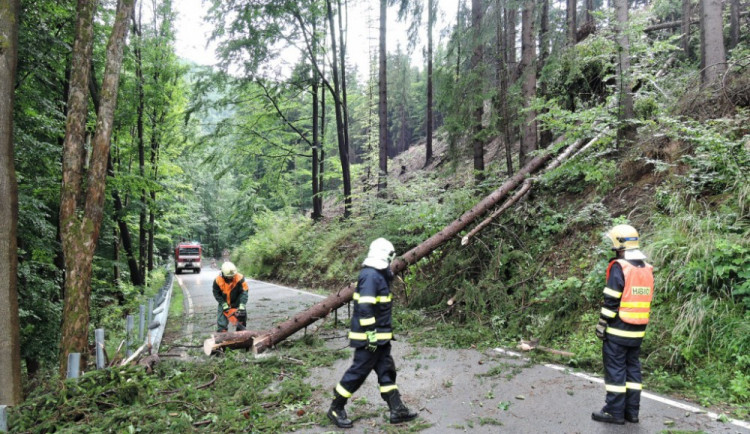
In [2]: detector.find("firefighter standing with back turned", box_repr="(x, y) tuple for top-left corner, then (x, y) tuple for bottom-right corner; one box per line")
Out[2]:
(212, 262), (249, 332)
(327, 238), (418, 428)
(592, 224), (654, 425)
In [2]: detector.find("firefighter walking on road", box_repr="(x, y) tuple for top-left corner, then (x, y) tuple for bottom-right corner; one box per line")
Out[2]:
(592, 224), (654, 425)
(327, 238), (418, 428)
(212, 262), (249, 332)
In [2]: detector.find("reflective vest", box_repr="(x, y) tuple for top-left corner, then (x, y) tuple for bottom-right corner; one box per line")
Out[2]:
(607, 259), (654, 325)
(214, 273), (246, 305)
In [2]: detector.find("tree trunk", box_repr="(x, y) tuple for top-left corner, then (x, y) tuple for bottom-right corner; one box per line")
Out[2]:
(585, 0), (594, 27)
(682, 0), (692, 56)
(325, 0), (352, 216)
(377, 0), (388, 195)
(567, 0), (577, 46)
(519, 0), (537, 167)
(729, 0), (739, 50)
(59, 0), (136, 376)
(538, 0), (553, 150)
(0, 0), (22, 406)
(614, 0), (635, 144)
(92, 63), (143, 286)
(425, 0), (434, 166)
(133, 7), (147, 283)
(472, 0), (484, 183)
(336, 0), (351, 165)
(205, 143), (572, 354)
(700, 0), (727, 84)
(505, 3), (517, 81)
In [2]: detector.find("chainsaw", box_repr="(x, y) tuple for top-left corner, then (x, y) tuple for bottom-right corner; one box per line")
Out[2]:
(224, 307), (247, 332)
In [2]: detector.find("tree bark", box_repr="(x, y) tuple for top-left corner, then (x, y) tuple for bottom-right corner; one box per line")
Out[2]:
(0, 0), (23, 406)
(425, 0), (434, 166)
(133, 6), (147, 283)
(729, 0), (739, 50)
(614, 0), (635, 144)
(505, 3), (517, 81)
(59, 0), (136, 376)
(538, 0), (553, 150)
(471, 0), (484, 182)
(378, 0), (388, 195)
(205, 141), (574, 354)
(700, 0), (727, 85)
(325, 0), (352, 216)
(519, 0), (537, 166)
(567, 0), (577, 46)
(682, 0), (692, 56)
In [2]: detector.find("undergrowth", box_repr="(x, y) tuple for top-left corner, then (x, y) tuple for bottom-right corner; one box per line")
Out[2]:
(8, 336), (347, 433)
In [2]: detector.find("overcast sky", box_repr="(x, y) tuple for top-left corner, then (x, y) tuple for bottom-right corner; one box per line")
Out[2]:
(172, 0), (461, 79)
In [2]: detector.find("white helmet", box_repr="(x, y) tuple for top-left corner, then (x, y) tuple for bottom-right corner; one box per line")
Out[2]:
(606, 224), (647, 260)
(221, 261), (237, 278)
(362, 238), (396, 270)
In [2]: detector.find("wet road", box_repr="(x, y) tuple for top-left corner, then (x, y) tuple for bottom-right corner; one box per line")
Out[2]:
(171, 266), (749, 433)
(172, 265), (349, 343)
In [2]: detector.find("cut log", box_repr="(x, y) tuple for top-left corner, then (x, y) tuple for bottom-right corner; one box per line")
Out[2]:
(138, 354), (160, 373)
(204, 139), (585, 355)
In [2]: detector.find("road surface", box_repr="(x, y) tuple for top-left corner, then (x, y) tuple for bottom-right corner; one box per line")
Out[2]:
(170, 266), (749, 433)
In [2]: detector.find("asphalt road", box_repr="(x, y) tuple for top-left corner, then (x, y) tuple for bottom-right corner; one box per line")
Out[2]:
(172, 265), (749, 433)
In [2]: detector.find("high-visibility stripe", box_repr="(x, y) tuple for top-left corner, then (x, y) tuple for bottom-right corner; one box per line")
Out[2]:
(605, 384), (627, 393)
(336, 383), (352, 398)
(353, 293), (392, 303)
(603, 287), (623, 298)
(359, 317), (376, 326)
(626, 382), (642, 390)
(349, 332), (393, 340)
(606, 327), (646, 338)
(620, 301), (650, 308)
(600, 308), (617, 318)
(379, 384), (398, 393)
(619, 312), (650, 319)
(357, 296), (377, 304)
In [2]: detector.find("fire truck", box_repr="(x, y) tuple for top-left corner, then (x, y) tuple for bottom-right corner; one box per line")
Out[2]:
(174, 241), (202, 274)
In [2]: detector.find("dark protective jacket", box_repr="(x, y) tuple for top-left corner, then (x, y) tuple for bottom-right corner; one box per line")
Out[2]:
(213, 273), (249, 308)
(600, 259), (654, 346)
(348, 266), (394, 348)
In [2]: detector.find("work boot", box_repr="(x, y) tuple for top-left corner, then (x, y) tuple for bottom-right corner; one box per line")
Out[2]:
(591, 409), (625, 425)
(624, 412), (639, 423)
(327, 392), (353, 428)
(383, 390), (418, 424)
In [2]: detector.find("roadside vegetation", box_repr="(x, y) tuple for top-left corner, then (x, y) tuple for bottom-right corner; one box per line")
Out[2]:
(9, 337), (347, 432)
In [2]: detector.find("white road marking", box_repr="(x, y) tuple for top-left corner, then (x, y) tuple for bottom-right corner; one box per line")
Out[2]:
(177, 276), (194, 315)
(493, 347), (750, 430)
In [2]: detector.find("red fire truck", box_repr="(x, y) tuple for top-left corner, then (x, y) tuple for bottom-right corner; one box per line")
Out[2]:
(174, 242), (202, 274)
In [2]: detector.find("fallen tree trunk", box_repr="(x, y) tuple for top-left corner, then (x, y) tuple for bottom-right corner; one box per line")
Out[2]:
(461, 133), (605, 246)
(204, 139), (580, 355)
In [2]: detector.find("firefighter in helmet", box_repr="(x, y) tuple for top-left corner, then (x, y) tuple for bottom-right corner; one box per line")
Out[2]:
(592, 224), (654, 425)
(212, 262), (249, 332)
(327, 238), (418, 428)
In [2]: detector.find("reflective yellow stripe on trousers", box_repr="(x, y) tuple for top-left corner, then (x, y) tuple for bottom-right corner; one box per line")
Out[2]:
(379, 384), (398, 393)
(606, 327), (646, 338)
(348, 332), (393, 340)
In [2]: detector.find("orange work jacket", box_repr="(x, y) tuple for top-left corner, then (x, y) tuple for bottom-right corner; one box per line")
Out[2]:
(606, 259), (654, 325)
(214, 273), (247, 305)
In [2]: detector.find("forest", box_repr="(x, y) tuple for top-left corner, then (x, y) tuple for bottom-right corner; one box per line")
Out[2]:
(0, 0), (748, 430)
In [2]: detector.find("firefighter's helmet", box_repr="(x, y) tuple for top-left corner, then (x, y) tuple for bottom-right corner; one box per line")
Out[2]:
(362, 238), (396, 270)
(221, 261), (237, 278)
(606, 224), (647, 260)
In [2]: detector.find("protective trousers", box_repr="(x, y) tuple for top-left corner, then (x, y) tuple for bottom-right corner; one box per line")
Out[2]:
(336, 343), (397, 398)
(602, 339), (642, 418)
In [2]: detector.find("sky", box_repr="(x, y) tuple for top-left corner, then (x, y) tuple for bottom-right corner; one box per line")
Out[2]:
(172, 0), (461, 80)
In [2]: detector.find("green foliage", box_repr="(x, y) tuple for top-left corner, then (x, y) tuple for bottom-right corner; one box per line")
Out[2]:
(8, 338), (347, 432)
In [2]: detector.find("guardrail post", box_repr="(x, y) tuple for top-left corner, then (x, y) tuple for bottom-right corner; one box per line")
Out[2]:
(0, 404), (8, 432)
(95, 328), (106, 369)
(126, 315), (134, 357)
(67, 353), (80, 379)
(147, 299), (154, 329)
(139, 305), (146, 343)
